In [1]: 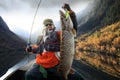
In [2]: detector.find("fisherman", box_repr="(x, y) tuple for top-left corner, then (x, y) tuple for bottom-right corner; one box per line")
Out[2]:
(62, 3), (78, 33)
(25, 19), (82, 80)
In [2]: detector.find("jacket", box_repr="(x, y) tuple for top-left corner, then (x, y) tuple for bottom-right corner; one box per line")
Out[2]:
(34, 31), (61, 68)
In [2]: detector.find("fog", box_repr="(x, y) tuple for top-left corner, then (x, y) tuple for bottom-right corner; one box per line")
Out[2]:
(0, 0), (93, 42)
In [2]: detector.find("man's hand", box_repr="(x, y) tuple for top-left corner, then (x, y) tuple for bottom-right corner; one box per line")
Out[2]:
(26, 46), (32, 52)
(26, 44), (39, 53)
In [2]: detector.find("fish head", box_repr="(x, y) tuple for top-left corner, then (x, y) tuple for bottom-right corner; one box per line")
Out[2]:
(59, 10), (76, 37)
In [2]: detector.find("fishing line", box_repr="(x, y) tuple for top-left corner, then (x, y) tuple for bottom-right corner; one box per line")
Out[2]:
(29, 0), (42, 43)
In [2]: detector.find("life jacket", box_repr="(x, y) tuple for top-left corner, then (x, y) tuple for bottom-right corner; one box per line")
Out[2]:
(36, 31), (61, 68)
(44, 31), (60, 52)
(36, 51), (59, 68)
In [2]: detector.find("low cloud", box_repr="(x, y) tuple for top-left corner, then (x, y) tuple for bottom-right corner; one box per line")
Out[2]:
(0, 0), (93, 41)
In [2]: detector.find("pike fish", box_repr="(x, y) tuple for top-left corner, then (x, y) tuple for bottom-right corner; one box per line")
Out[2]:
(58, 10), (76, 80)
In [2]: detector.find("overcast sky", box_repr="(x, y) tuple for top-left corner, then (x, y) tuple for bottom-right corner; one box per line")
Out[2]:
(0, 0), (93, 40)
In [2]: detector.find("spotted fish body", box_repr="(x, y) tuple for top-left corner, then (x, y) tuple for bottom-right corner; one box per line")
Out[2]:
(58, 10), (76, 80)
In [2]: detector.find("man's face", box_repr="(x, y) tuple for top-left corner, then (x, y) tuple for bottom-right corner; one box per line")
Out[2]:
(45, 23), (54, 30)
(43, 23), (55, 36)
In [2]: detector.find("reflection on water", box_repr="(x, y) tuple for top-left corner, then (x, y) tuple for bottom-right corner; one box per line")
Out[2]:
(75, 50), (120, 77)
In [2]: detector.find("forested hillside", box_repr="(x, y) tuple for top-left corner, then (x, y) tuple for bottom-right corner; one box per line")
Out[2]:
(77, 0), (120, 35)
(75, 21), (120, 78)
(76, 0), (120, 78)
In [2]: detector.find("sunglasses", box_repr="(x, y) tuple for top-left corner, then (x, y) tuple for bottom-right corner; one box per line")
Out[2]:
(45, 24), (53, 26)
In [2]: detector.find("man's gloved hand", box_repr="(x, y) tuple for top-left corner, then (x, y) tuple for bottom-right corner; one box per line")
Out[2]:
(26, 44), (38, 53)
(26, 46), (32, 52)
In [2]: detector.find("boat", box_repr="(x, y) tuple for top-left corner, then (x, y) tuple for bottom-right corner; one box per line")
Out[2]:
(0, 56), (84, 80)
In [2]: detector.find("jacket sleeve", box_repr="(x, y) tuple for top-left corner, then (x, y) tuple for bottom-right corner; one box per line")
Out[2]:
(31, 44), (39, 53)
(36, 35), (43, 45)
(31, 35), (43, 53)
(70, 11), (78, 32)
(57, 31), (61, 39)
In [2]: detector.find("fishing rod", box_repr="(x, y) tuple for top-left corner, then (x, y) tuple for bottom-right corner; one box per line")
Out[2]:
(29, 0), (42, 43)
(27, 0), (42, 62)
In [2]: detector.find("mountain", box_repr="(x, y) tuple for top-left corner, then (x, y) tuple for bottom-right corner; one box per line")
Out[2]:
(0, 16), (26, 77)
(77, 0), (120, 36)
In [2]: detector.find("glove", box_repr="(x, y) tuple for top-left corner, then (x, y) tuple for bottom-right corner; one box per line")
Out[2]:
(26, 46), (32, 52)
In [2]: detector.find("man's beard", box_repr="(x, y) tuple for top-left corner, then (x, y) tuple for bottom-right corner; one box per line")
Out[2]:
(43, 29), (54, 36)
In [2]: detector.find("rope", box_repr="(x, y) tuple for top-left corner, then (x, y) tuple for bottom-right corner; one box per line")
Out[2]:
(29, 0), (42, 43)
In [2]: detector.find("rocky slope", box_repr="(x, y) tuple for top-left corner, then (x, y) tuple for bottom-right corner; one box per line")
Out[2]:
(0, 16), (26, 77)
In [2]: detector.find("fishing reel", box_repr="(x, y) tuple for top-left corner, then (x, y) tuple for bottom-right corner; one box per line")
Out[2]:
(27, 40), (32, 52)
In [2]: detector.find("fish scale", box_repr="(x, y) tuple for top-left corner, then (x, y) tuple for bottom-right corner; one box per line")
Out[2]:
(58, 10), (76, 80)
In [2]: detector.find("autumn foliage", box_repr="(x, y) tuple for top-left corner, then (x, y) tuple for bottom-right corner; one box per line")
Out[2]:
(75, 22), (120, 78)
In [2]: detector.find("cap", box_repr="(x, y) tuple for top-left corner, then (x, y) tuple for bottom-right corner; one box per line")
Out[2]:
(43, 19), (53, 25)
